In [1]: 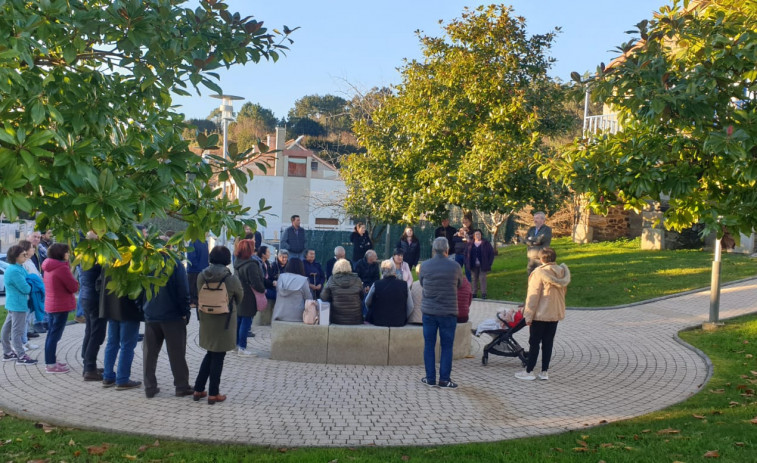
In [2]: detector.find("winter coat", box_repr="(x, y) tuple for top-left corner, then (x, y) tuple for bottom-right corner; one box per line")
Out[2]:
(186, 239), (209, 274)
(4, 264), (30, 312)
(365, 275), (410, 327)
(525, 225), (553, 260)
(272, 273), (312, 322)
(197, 264), (244, 352)
(78, 263), (102, 301)
(321, 272), (363, 325)
(524, 262), (571, 324)
(434, 225), (457, 251)
(391, 260), (413, 288)
(233, 257), (266, 317)
(419, 255), (463, 318)
(99, 282), (144, 323)
(143, 258), (191, 323)
(303, 260), (325, 288)
(465, 239), (495, 273)
(456, 277), (472, 323)
(354, 258), (380, 288)
(26, 273), (45, 322)
(42, 258), (79, 313)
(280, 226), (307, 254)
(408, 281), (423, 324)
(396, 237), (421, 268)
(350, 231), (373, 262)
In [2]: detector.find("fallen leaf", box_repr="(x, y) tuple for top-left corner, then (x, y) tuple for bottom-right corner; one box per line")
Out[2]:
(633, 434), (640, 441)
(746, 354), (753, 359)
(47, 450), (56, 455)
(693, 414), (706, 419)
(278, 448), (288, 453)
(401, 456), (410, 461)
(577, 440), (588, 447)
(138, 445), (149, 452)
(641, 429), (651, 433)
(0, 410), (5, 417)
(657, 428), (680, 435)
(154, 440), (160, 447)
(572, 447), (588, 452)
(745, 340), (750, 344)
(750, 417), (757, 425)
(87, 443), (110, 456)
(581, 434), (590, 440)
(735, 442), (745, 447)
(729, 401), (740, 406)
(69, 439), (76, 446)
(737, 385), (748, 390)
(704, 450), (720, 458)
(73, 451), (81, 457)
(27, 460), (49, 463)
(750, 370), (757, 376)
(600, 443), (614, 448)
(34, 422), (57, 433)
(552, 447), (563, 452)
(624, 446), (633, 451)
(328, 460), (338, 463)
(123, 455), (138, 460)
(598, 419), (608, 424)
(710, 389), (725, 394)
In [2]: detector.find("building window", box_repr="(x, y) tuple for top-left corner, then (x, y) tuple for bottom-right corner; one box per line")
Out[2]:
(287, 158), (306, 177)
(311, 161), (318, 171)
(315, 218), (339, 226)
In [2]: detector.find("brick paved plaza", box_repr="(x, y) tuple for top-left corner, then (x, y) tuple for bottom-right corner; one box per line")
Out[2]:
(1, 280), (756, 447)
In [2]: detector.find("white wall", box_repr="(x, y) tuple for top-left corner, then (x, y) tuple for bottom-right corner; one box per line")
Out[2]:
(240, 176), (284, 241)
(309, 179), (353, 231)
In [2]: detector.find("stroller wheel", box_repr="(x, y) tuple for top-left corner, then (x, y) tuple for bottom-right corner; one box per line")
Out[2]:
(481, 355), (488, 365)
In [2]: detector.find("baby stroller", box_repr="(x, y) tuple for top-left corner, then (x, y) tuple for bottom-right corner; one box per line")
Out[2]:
(476, 310), (528, 366)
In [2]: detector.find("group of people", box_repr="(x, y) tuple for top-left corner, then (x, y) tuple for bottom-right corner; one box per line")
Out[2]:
(2, 210), (567, 401)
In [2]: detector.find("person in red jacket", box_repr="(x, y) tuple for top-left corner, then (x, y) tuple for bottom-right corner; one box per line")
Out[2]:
(42, 243), (79, 374)
(456, 273), (472, 323)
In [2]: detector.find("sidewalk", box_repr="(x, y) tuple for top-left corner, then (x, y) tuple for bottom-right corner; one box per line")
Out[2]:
(1, 280), (756, 447)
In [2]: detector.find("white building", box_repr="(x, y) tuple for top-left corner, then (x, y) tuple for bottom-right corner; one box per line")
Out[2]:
(237, 127), (353, 241)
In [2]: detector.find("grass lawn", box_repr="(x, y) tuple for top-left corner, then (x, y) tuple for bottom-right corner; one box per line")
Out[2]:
(1, 313), (755, 462)
(487, 237), (757, 306)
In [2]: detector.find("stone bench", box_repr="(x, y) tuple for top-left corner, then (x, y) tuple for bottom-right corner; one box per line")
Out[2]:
(271, 321), (472, 365)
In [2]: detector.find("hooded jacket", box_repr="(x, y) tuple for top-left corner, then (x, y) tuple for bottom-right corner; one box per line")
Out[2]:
(42, 258), (79, 313)
(321, 272), (363, 325)
(233, 257), (265, 317)
(197, 264), (243, 352)
(524, 262), (571, 323)
(272, 272), (312, 322)
(143, 258), (190, 323)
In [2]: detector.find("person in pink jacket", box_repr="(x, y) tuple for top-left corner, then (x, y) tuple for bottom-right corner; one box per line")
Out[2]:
(42, 243), (79, 374)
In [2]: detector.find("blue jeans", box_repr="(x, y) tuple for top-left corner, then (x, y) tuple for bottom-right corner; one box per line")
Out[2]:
(237, 316), (252, 349)
(103, 320), (140, 384)
(75, 296), (84, 318)
(422, 314), (456, 384)
(44, 312), (69, 365)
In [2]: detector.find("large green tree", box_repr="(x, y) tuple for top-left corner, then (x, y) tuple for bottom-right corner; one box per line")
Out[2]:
(231, 102), (278, 152)
(547, 0), (757, 236)
(0, 0), (294, 297)
(342, 4), (572, 246)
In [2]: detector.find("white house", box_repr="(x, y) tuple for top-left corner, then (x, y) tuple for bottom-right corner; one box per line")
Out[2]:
(237, 127), (353, 242)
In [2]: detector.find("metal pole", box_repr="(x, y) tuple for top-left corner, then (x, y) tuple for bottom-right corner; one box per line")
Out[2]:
(709, 237), (721, 323)
(583, 86), (590, 136)
(384, 224), (391, 260)
(219, 117), (229, 247)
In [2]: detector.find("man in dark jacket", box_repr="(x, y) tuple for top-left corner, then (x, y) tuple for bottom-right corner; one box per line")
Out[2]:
(141, 258), (193, 398)
(303, 249), (325, 299)
(524, 211), (552, 275)
(325, 246), (350, 280)
(434, 218), (456, 254)
(354, 250), (380, 292)
(186, 237), (209, 307)
(280, 215), (307, 259)
(419, 237), (463, 389)
(365, 260), (413, 327)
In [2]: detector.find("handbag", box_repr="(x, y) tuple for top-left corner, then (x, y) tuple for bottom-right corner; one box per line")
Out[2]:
(252, 286), (268, 312)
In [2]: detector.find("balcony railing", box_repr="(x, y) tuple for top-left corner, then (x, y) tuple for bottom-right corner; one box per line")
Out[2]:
(583, 114), (620, 137)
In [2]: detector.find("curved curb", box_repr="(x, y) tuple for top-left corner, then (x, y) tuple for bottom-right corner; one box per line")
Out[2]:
(478, 277), (757, 311)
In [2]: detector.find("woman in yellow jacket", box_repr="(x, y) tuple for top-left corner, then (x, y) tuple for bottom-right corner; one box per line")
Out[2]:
(516, 247), (570, 381)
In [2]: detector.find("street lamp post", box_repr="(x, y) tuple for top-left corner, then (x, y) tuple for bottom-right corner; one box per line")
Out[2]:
(210, 94), (243, 247)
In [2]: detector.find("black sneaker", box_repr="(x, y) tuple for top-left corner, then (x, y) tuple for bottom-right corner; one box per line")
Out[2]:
(16, 355), (38, 366)
(83, 371), (103, 381)
(438, 380), (458, 389)
(145, 388), (161, 399)
(102, 379), (116, 388)
(2, 352), (18, 362)
(115, 380), (142, 390)
(421, 377), (437, 387)
(246, 331), (255, 338)
(27, 332), (40, 338)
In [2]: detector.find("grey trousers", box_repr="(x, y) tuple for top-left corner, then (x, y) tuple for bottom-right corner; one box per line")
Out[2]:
(142, 320), (190, 394)
(1, 311), (27, 357)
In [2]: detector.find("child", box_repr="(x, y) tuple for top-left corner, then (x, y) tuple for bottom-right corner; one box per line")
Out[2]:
(1, 245), (36, 365)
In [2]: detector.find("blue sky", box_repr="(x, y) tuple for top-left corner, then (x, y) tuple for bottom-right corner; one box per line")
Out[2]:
(174, 0), (666, 121)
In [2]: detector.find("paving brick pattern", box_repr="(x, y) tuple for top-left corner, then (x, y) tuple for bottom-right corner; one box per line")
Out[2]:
(1, 280), (756, 447)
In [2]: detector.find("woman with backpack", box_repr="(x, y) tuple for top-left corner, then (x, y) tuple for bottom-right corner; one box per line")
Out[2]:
(232, 239), (265, 357)
(194, 246), (244, 404)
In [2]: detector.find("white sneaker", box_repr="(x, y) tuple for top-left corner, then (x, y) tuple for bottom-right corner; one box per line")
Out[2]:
(237, 347), (254, 357)
(23, 342), (39, 350)
(515, 370), (536, 381)
(538, 371), (549, 380)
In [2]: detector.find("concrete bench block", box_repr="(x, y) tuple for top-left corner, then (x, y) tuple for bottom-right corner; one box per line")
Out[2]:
(327, 324), (389, 365)
(271, 321), (328, 363)
(388, 325), (425, 365)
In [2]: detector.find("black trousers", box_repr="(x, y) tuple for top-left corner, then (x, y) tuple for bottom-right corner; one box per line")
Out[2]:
(81, 297), (107, 373)
(143, 320), (190, 394)
(188, 273), (199, 306)
(194, 351), (226, 396)
(526, 320), (558, 373)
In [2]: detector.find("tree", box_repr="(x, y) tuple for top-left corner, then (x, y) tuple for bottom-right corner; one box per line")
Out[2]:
(545, 0), (756, 322)
(237, 102), (278, 132)
(291, 117), (327, 137)
(288, 94), (351, 134)
(547, 0), (757, 236)
(0, 0), (295, 297)
(342, 4), (571, 248)
(230, 102), (277, 153)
